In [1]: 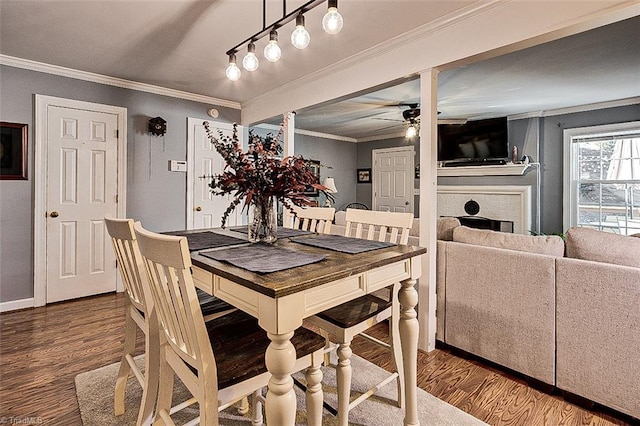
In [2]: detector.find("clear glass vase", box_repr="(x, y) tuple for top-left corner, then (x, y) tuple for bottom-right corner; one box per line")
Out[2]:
(248, 196), (277, 243)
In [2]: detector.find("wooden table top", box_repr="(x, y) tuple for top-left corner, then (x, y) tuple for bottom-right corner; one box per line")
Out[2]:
(189, 228), (427, 299)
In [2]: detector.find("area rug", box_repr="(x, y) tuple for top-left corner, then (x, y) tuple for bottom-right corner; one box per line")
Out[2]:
(76, 354), (486, 425)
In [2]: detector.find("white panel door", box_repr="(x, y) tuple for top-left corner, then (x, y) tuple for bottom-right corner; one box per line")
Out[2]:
(46, 106), (119, 303)
(372, 147), (414, 213)
(187, 118), (243, 230)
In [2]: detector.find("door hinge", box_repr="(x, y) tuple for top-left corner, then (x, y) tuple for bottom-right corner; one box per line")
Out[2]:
(115, 194), (118, 203)
(115, 129), (119, 138)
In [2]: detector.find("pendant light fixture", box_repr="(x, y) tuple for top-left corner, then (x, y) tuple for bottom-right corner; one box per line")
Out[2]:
(291, 13), (310, 49)
(263, 29), (282, 62)
(225, 0), (345, 81)
(242, 42), (259, 71)
(405, 122), (418, 139)
(322, 0), (343, 34)
(225, 53), (241, 81)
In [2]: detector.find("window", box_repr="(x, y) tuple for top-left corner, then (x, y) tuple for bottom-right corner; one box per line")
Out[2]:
(564, 121), (640, 235)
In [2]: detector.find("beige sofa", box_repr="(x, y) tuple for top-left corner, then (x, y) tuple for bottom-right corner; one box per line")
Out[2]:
(437, 223), (640, 419)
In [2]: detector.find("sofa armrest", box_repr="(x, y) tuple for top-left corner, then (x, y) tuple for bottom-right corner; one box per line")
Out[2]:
(556, 257), (640, 419)
(445, 242), (556, 385)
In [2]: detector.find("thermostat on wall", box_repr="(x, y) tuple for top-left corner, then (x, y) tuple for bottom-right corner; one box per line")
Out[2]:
(169, 160), (187, 172)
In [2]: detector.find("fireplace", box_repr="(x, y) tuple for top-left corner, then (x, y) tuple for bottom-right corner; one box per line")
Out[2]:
(437, 185), (532, 234)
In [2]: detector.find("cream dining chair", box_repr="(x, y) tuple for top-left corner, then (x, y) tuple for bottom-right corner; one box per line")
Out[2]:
(306, 208), (414, 426)
(133, 222), (328, 426)
(287, 205), (335, 234)
(105, 217), (237, 425)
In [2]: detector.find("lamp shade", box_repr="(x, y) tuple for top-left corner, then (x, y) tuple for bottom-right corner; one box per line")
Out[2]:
(322, 177), (338, 193)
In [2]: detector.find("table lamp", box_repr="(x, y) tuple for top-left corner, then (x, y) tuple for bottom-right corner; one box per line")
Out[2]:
(322, 177), (338, 207)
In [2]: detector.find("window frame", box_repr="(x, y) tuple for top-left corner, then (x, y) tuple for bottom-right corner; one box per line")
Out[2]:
(563, 120), (640, 231)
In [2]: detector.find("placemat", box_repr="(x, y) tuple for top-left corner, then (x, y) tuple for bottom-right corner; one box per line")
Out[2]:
(163, 231), (246, 251)
(291, 234), (395, 254)
(229, 226), (312, 238)
(200, 243), (326, 274)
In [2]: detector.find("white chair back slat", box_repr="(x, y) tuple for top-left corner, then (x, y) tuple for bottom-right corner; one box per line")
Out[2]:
(135, 224), (209, 369)
(288, 205), (335, 234)
(105, 217), (149, 314)
(344, 209), (413, 244)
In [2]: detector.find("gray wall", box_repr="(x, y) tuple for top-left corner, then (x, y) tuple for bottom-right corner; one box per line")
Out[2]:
(0, 64), (240, 302)
(295, 134), (357, 210)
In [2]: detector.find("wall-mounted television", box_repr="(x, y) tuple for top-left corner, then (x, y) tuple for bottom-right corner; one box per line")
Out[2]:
(438, 117), (509, 165)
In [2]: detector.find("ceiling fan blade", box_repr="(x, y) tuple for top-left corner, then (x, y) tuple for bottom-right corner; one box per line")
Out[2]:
(374, 123), (402, 132)
(372, 117), (404, 122)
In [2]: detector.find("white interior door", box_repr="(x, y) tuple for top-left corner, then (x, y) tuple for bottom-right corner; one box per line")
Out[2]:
(372, 147), (414, 213)
(45, 106), (119, 303)
(187, 118), (243, 229)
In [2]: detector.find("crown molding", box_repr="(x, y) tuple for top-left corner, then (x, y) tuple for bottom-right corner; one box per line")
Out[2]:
(508, 96), (640, 120)
(0, 54), (240, 109)
(241, 0), (503, 113)
(253, 123), (358, 143)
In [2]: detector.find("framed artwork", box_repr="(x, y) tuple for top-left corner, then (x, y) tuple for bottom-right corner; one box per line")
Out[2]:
(303, 160), (321, 196)
(1, 122), (28, 180)
(357, 168), (371, 183)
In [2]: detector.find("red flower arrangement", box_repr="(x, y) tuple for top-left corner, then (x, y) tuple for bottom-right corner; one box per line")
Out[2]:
(203, 121), (330, 228)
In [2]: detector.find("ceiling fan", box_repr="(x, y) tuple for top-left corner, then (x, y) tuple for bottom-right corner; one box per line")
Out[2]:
(370, 103), (421, 137)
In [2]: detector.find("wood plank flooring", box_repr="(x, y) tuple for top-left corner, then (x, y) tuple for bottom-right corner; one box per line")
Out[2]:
(0, 292), (636, 425)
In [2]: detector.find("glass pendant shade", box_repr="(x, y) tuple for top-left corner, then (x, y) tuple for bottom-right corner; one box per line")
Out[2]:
(242, 42), (259, 71)
(322, 1), (343, 35)
(291, 14), (310, 49)
(264, 29), (282, 62)
(405, 124), (418, 139)
(225, 54), (241, 81)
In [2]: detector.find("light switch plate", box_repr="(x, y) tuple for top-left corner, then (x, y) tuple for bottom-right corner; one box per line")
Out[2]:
(169, 160), (187, 172)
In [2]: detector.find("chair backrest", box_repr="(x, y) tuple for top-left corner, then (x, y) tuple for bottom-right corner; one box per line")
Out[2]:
(289, 205), (335, 234)
(344, 208), (414, 244)
(133, 223), (215, 375)
(105, 216), (149, 314)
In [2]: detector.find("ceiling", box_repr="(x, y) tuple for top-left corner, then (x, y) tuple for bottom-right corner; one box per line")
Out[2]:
(1, 1), (638, 141)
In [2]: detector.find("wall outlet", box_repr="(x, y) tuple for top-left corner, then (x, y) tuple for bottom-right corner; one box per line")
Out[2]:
(169, 160), (187, 172)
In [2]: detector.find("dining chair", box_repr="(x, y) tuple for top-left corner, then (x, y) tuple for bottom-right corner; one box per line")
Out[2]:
(306, 208), (414, 426)
(105, 217), (238, 425)
(288, 205), (335, 234)
(133, 222), (327, 426)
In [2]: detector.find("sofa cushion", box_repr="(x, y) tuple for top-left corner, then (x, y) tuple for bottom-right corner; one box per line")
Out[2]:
(565, 227), (640, 268)
(437, 217), (461, 241)
(452, 226), (565, 256)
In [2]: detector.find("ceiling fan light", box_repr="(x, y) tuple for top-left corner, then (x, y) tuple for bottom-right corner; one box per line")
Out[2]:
(264, 29), (282, 62)
(322, 0), (343, 34)
(405, 124), (418, 139)
(225, 53), (241, 81)
(291, 14), (310, 49)
(242, 42), (259, 71)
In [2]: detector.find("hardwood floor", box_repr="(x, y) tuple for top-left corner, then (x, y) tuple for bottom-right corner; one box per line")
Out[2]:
(0, 292), (636, 425)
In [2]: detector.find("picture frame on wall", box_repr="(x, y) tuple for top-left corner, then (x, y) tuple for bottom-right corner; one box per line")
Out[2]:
(357, 168), (371, 183)
(0, 122), (28, 180)
(303, 160), (321, 196)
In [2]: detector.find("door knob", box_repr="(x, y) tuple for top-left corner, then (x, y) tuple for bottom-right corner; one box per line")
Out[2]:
(405, 201), (410, 205)
(50, 211), (59, 218)
(195, 206), (202, 211)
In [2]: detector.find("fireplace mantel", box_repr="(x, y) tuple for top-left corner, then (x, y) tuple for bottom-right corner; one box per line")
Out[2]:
(437, 163), (531, 177)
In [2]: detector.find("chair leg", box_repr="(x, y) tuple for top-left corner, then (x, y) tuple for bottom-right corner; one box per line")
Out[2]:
(319, 328), (332, 366)
(251, 389), (264, 426)
(336, 340), (353, 426)
(153, 350), (174, 426)
(305, 362), (324, 426)
(115, 307), (136, 416)
(237, 396), (249, 415)
(137, 319), (161, 426)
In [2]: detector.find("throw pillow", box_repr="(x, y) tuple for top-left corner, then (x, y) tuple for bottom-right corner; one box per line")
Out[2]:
(437, 217), (460, 241)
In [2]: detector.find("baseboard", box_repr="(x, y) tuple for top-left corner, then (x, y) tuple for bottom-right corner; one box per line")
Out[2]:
(0, 298), (34, 313)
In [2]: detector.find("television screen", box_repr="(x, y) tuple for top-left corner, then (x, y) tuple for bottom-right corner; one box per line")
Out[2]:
(437, 117), (509, 164)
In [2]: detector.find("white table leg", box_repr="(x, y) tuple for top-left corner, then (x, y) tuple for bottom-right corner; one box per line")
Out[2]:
(398, 278), (420, 426)
(265, 331), (297, 426)
(305, 362), (324, 426)
(336, 340), (353, 426)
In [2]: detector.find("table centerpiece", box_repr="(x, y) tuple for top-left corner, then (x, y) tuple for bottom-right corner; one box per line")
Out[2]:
(204, 121), (331, 243)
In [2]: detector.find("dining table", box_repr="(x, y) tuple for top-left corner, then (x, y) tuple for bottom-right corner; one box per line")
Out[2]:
(173, 226), (426, 426)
